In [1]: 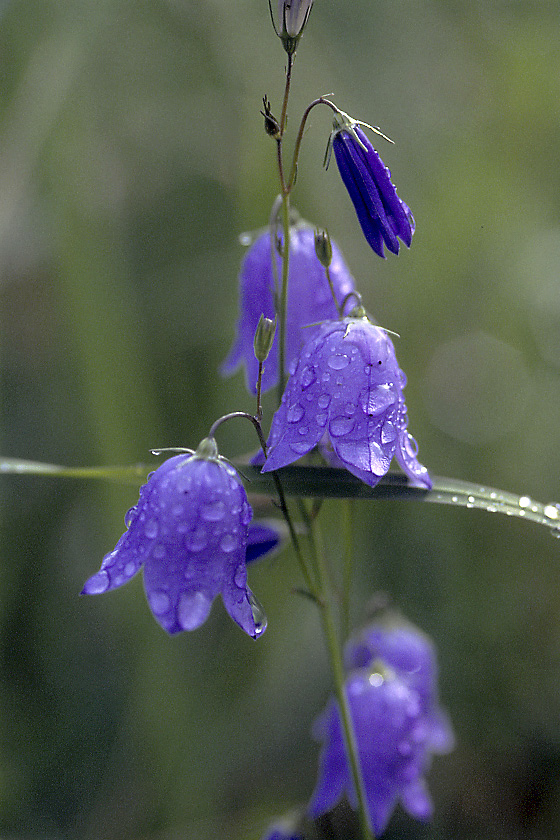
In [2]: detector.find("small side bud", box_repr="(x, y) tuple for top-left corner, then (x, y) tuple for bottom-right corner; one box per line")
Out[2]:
(261, 96), (281, 139)
(254, 314), (277, 363)
(314, 228), (332, 268)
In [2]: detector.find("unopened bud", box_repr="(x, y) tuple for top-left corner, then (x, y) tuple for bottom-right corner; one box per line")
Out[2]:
(314, 228), (332, 268)
(254, 314), (277, 363)
(261, 96), (281, 139)
(269, 0), (314, 55)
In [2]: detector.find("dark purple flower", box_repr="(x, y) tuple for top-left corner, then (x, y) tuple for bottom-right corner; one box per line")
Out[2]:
(222, 225), (355, 395)
(345, 620), (455, 754)
(246, 520), (283, 564)
(261, 316), (431, 489)
(329, 111), (415, 258)
(82, 438), (267, 638)
(308, 663), (452, 835)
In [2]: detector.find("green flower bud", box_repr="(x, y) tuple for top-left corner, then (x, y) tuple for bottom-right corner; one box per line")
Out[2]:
(253, 314), (277, 363)
(314, 228), (332, 268)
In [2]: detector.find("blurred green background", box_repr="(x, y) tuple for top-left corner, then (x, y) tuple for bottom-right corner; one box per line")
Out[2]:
(1, 1), (560, 838)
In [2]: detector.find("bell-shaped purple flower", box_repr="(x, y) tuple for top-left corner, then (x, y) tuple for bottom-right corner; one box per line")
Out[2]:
(82, 438), (267, 638)
(261, 316), (431, 489)
(328, 111), (415, 258)
(345, 619), (455, 754)
(309, 658), (453, 834)
(222, 224), (355, 395)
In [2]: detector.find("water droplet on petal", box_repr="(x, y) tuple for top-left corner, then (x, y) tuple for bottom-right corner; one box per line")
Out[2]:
(149, 589), (170, 615)
(330, 416), (355, 437)
(248, 592), (268, 637)
(318, 394), (330, 409)
(220, 533), (238, 552)
(125, 505), (137, 528)
(381, 421), (397, 444)
(298, 425), (309, 435)
(287, 403), (305, 423)
(187, 529), (207, 551)
(144, 518), (158, 539)
(152, 544), (166, 560)
(234, 566), (246, 587)
(124, 561), (137, 576)
(178, 591), (212, 630)
(300, 366), (316, 389)
(316, 413), (328, 426)
(290, 441), (311, 454)
(328, 354), (350, 370)
(84, 571), (110, 594)
(201, 500), (226, 521)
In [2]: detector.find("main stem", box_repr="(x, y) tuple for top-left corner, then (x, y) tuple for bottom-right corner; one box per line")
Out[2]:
(308, 517), (374, 840)
(272, 48), (373, 840)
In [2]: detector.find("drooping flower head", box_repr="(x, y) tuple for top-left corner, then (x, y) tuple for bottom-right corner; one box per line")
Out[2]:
(262, 314), (431, 489)
(345, 617), (455, 753)
(82, 438), (267, 638)
(326, 109), (415, 258)
(222, 222), (356, 395)
(309, 620), (454, 835)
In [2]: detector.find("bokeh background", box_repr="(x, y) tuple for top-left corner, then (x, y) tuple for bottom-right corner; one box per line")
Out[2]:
(1, 1), (560, 838)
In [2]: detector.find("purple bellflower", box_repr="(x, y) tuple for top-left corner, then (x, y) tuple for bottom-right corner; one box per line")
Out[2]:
(222, 224), (355, 395)
(308, 660), (453, 836)
(345, 619), (455, 754)
(82, 438), (267, 638)
(327, 110), (415, 258)
(261, 314), (431, 489)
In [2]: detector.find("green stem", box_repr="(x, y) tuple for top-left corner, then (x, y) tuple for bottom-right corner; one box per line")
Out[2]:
(341, 500), (355, 642)
(276, 192), (291, 406)
(308, 517), (374, 840)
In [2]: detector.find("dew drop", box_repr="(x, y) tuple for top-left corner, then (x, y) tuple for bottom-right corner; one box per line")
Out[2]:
(124, 561), (137, 576)
(201, 500), (226, 521)
(248, 592), (268, 637)
(144, 518), (158, 539)
(328, 354), (350, 370)
(234, 566), (246, 587)
(330, 416), (355, 437)
(298, 425), (309, 435)
(519, 495), (531, 509)
(290, 441), (311, 454)
(300, 366), (316, 389)
(368, 672), (384, 688)
(544, 504), (560, 520)
(187, 529), (207, 551)
(178, 591), (211, 630)
(124, 505), (137, 528)
(287, 403), (305, 423)
(149, 589), (170, 615)
(318, 394), (330, 409)
(220, 533), (238, 553)
(85, 571), (110, 594)
(316, 412), (328, 426)
(152, 544), (166, 560)
(451, 495), (458, 503)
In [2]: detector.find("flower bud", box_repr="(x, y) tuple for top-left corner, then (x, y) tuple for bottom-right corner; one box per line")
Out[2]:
(269, 0), (314, 55)
(254, 314), (277, 363)
(314, 228), (332, 268)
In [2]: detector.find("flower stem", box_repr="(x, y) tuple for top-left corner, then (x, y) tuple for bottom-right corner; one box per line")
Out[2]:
(277, 192), (291, 406)
(308, 516), (374, 840)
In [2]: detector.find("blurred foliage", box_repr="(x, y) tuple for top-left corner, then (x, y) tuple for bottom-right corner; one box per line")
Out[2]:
(1, 1), (560, 838)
